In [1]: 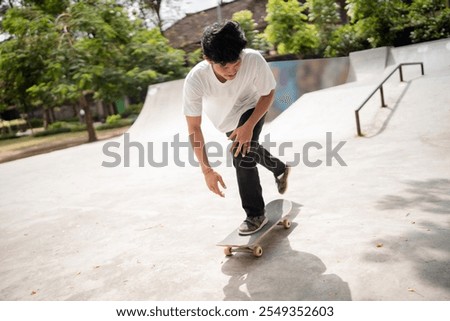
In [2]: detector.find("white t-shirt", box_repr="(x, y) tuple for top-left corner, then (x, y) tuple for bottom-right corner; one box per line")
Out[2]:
(182, 48), (276, 133)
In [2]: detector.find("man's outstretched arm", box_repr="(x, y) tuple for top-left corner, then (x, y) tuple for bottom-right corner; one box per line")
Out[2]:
(186, 116), (226, 197)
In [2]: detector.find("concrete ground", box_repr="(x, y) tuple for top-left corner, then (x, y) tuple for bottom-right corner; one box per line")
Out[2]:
(0, 40), (449, 301)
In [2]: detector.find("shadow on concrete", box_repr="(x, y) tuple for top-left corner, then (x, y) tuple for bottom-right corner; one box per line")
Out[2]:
(220, 202), (352, 301)
(373, 178), (450, 295)
(376, 178), (450, 215)
(363, 80), (413, 138)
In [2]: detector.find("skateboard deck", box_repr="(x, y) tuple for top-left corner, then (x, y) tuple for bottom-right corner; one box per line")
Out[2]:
(217, 199), (292, 257)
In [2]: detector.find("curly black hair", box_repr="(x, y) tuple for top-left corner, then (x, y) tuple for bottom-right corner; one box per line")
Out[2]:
(201, 20), (247, 64)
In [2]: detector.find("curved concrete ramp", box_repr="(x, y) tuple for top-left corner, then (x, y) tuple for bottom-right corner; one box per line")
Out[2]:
(127, 79), (222, 143)
(127, 79), (185, 140)
(347, 47), (390, 82)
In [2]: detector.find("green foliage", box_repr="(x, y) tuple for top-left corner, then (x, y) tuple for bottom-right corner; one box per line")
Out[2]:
(232, 9), (271, 52)
(263, 0), (449, 57)
(47, 121), (86, 132)
(264, 0), (319, 56)
(0, 6), (59, 113)
(29, 118), (44, 128)
(232, 10), (257, 47)
(22, 0), (70, 16)
(106, 114), (122, 125)
(323, 0), (450, 56)
(186, 48), (203, 66)
(0, 133), (20, 141)
(122, 27), (187, 100)
(33, 127), (72, 137)
(346, 0), (410, 47)
(119, 103), (143, 118)
(306, 0), (341, 55)
(96, 118), (134, 130)
(408, 0), (450, 42)
(0, 0), (187, 142)
(324, 23), (370, 57)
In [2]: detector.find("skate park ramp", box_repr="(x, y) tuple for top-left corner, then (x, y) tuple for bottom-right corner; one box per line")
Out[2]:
(127, 78), (222, 143)
(0, 38), (449, 302)
(265, 38), (450, 142)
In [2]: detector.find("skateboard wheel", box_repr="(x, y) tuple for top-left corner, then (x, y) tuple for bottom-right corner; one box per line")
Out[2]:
(282, 219), (291, 229)
(224, 247), (233, 256)
(253, 245), (263, 257)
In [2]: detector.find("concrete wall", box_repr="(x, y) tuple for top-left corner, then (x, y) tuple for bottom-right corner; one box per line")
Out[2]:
(267, 57), (350, 121)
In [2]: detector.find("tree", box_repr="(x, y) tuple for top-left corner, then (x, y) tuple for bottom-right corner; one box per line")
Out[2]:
(306, 0), (341, 56)
(408, 0), (450, 42)
(1, 0), (187, 141)
(324, 0), (415, 56)
(0, 6), (59, 128)
(264, 0), (318, 56)
(22, 0), (70, 15)
(232, 10), (257, 46)
(345, 0), (410, 47)
(53, 0), (144, 141)
(324, 23), (370, 57)
(122, 27), (186, 102)
(122, 0), (181, 33)
(232, 9), (270, 52)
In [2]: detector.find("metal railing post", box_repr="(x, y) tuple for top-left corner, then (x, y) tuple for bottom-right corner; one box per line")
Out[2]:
(355, 110), (362, 137)
(399, 65), (404, 82)
(380, 85), (387, 107)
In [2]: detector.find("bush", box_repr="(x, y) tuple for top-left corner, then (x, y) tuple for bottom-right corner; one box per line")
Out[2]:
(119, 103), (143, 118)
(47, 121), (86, 133)
(33, 127), (71, 137)
(29, 118), (44, 128)
(0, 133), (20, 140)
(324, 24), (370, 57)
(409, 2), (450, 43)
(96, 118), (134, 131)
(68, 123), (86, 132)
(48, 121), (66, 130)
(106, 114), (122, 125)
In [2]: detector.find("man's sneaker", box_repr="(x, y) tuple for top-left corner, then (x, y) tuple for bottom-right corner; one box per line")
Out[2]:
(275, 166), (291, 194)
(239, 215), (268, 235)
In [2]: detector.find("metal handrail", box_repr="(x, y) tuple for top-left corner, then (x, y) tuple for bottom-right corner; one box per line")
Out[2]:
(355, 62), (424, 136)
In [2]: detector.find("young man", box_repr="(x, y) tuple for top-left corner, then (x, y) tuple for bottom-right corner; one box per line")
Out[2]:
(183, 21), (290, 235)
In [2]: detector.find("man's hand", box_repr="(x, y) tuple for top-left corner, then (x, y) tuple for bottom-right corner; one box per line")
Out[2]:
(228, 123), (254, 157)
(204, 168), (226, 197)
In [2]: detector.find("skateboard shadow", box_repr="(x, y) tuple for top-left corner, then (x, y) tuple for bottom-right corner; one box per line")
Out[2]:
(220, 203), (352, 301)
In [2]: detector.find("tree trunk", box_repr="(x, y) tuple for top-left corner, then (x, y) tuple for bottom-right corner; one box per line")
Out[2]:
(43, 108), (50, 129)
(79, 94), (97, 142)
(109, 102), (117, 115)
(50, 107), (56, 123)
(26, 112), (34, 135)
(101, 101), (109, 119)
(337, 0), (348, 24)
(72, 104), (78, 118)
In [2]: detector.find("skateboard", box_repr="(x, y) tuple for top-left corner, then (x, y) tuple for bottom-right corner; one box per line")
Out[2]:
(217, 199), (293, 257)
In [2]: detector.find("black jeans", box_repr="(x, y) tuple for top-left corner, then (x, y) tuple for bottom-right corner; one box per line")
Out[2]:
(226, 108), (286, 218)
